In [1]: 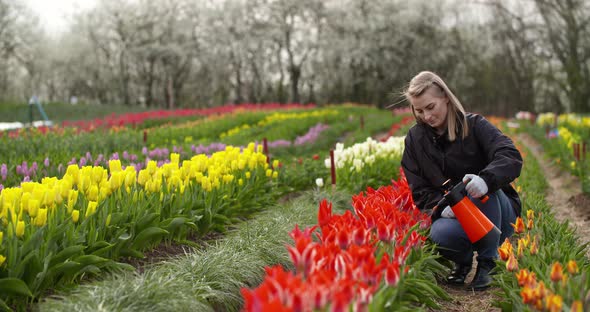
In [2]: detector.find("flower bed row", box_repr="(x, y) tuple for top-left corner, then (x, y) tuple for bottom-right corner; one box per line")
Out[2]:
(0, 144), (279, 309)
(242, 171), (448, 311)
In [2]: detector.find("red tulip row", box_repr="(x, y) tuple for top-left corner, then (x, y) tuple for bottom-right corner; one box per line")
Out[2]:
(241, 170), (431, 311)
(61, 103), (315, 132)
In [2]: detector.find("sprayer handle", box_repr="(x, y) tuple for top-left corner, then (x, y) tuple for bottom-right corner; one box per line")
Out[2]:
(480, 195), (489, 203)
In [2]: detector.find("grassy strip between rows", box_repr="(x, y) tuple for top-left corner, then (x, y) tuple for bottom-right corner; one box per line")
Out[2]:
(36, 190), (353, 312)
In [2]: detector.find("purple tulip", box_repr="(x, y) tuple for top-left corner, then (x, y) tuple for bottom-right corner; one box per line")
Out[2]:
(44, 157), (50, 168)
(269, 140), (291, 148)
(0, 164), (7, 181)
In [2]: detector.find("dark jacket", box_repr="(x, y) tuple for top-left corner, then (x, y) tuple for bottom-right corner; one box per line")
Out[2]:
(401, 113), (522, 221)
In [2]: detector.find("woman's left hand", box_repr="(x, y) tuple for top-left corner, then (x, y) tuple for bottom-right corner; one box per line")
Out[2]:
(463, 174), (488, 198)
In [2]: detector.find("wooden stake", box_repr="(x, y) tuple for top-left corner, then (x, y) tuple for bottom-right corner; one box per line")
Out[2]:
(330, 149), (336, 186)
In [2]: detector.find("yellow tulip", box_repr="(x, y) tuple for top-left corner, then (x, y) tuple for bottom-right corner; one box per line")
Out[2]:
(88, 185), (99, 201)
(16, 221), (25, 238)
(65, 164), (80, 184)
(238, 179), (243, 186)
(124, 168), (136, 187)
(109, 159), (122, 173)
(137, 170), (150, 186)
(35, 208), (48, 226)
(106, 214), (111, 227)
(146, 160), (157, 175)
(19, 192), (31, 213)
(72, 210), (80, 223)
(21, 182), (35, 193)
(85, 201), (98, 217)
(0, 255), (5, 266)
(170, 153), (180, 164)
(0, 231), (3, 243)
(272, 171), (278, 179)
(67, 190), (79, 213)
(28, 199), (40, 218)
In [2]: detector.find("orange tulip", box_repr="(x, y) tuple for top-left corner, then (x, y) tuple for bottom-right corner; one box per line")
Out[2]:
(526, 209), (534, 220)
(520, 285), (535, 304)
(567, 260), (579, 275)
(506, 253), (519, 272)
(545, 294), (562, 312)
(512, 217), (525, 234)
(550, 262), (563, 283)
(529, 237), (538, 255)
(571, 300), (583, 312)
(498, 238), (513, 261)
(526, 219), (534, 230)
(516, 269), (536, 287)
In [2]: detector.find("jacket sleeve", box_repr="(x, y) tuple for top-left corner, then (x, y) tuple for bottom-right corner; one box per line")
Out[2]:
(473, 116), (523, 193)
(401, 131), (443, 218)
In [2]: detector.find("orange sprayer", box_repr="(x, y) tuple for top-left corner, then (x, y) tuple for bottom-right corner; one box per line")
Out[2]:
(434, 179), (501, 247)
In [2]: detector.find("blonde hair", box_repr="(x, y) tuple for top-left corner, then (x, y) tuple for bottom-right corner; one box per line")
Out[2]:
(404, 71), (468, 141)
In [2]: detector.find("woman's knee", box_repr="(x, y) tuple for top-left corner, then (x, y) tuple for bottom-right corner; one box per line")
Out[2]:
(430, 219), (468, 246)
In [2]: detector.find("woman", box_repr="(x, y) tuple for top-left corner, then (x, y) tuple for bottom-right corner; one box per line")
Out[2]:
(401, 71), (522, 291)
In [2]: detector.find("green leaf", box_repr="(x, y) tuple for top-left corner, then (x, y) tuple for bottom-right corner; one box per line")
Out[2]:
(161, 217), (187, 231)
(118, 233), (132, 241)
(135, 213), (160, 233)
(0, 298), (12, 312)
(19, 228), (45, 260)
(85, 241), (111, 254)
(78, 265), (101, 275)
(131, 227), (169, 250)
(89, 244), (115, 257)
(49, 245), (85, 267)
(0, 278), (33, 298)
(119, 248), (144, 259)
(51, 261), (82, 277)
(72, 255), (109, 267)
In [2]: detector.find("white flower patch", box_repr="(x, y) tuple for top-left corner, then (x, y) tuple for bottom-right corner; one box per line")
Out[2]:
(326, 136), (405, 170)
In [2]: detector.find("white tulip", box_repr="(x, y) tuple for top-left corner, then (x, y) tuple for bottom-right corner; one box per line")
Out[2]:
(315, 178), (324, 187)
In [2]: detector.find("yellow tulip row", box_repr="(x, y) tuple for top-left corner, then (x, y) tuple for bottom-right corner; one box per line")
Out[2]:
(536, 112), (590, 129)
(219, 109), (339, 138)
(0, 143), (277, 262)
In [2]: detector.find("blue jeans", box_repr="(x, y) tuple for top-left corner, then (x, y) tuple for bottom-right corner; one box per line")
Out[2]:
(430, 189), (517, 264)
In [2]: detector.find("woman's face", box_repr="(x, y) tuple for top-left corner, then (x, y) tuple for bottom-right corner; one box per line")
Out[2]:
(411, 86), (449, 132)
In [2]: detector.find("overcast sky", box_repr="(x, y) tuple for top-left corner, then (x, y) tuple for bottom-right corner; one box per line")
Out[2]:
(23, 0), (97, 34)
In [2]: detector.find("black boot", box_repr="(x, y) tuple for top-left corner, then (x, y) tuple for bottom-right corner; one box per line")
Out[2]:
(446, 262), (472, 285)
(468, 259), (495, 291)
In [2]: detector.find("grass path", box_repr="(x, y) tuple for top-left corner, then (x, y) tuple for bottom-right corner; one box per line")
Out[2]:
(36, 190), (352, 312)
